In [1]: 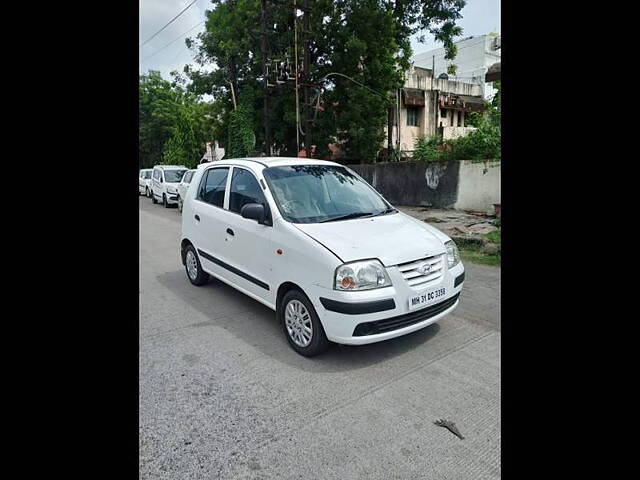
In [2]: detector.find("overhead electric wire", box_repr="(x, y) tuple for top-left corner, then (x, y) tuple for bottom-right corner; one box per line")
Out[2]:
(139, 0), (200, 48)
(140, 21), (204, 63)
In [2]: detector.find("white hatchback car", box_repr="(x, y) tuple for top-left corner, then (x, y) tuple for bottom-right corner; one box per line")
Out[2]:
(177, 169), (197, 213)
(151, 165), (188, 208)
(181, 158), (464, 356)
(139, 169), (152, 197)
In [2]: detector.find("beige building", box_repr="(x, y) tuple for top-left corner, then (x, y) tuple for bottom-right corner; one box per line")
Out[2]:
(387, 66), (484, 156)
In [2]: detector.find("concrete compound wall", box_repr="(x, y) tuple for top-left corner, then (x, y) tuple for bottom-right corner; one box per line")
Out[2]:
(453, 160), (501, 213)
(351, 160), (500, 214)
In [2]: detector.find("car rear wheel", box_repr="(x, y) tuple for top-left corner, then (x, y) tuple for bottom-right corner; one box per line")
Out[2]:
(184, 245), (209, 286)
(279, 290), (329, 357)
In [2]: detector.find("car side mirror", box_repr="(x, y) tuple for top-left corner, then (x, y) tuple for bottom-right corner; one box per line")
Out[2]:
(240, 203), (267, 225)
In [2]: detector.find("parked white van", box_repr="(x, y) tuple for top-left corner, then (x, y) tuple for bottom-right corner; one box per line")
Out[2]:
(151, 165), (188, 207)
(139, 169), (152, 197)
(177, 169), (197, 213)
(180, 158), (464, 356)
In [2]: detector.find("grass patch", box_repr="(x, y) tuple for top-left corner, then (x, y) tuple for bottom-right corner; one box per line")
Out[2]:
(485, 230), (500, 244)
(457, 227), (501, 267)
(460, 247), (501, 267)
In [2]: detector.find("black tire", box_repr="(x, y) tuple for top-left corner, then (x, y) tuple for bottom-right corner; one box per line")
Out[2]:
(184, 245), (209, 286)
(152, 191), (157, 204)
(279, 289), (330, 357)
(146, 187), (150, 198)
(163, 194), (169, 208)
(178, 197), (183, 213)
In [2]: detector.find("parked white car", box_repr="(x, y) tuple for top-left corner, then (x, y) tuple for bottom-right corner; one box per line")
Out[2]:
(177, 169), (197, 213)
(180, 158), (464, 356)
(151, 165), (188, 208)
(139, 169), (152, 197)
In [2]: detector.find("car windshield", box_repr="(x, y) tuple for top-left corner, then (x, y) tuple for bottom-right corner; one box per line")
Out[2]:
(262, 165), (395, 224)
(164, 169), (187, 183)
(142, 171), (151, 179)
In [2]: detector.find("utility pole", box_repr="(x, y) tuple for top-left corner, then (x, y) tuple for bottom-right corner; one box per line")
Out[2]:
(387, 106), (393, 156)
(302, 0), (312, 157)
(260, 0), (272, 156)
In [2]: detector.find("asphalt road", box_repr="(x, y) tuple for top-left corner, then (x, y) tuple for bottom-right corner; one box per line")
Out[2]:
(139, 196), (501, 480)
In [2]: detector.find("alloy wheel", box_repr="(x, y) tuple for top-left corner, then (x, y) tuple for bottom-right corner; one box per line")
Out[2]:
(186, 250), (198, 281)
(284, 300), (313, 347)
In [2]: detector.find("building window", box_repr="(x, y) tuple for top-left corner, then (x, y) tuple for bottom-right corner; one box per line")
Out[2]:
(407, 107), (419, 127)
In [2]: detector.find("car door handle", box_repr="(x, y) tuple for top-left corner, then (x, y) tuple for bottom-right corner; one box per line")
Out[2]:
(226, 228), (234, 236)
(194, 215), (200, 221)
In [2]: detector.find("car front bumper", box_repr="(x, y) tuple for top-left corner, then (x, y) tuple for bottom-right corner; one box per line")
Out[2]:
(308, 262), (465, 345)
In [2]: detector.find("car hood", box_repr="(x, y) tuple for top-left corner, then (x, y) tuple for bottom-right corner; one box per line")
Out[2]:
(293, 212), (449, 266)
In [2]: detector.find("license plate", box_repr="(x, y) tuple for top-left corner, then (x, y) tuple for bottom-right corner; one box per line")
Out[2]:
(408, 286), (447, 310)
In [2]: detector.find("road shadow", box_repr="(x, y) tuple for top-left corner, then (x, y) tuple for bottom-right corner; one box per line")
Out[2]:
(156, 270), (442, 373)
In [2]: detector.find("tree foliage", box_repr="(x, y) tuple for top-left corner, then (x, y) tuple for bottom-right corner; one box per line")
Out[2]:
(139, 71), (216, 169)
(227, 106), (255, 158)
(178, 0), (467, 163)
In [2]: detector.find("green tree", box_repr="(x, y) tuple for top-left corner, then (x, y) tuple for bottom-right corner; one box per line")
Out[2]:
(139, 71), (183, 169)
(162, 107), (199, 167)
(227, 106), (255, 158)
(139, 70), (217, 169)
(181, 0), (467, 162)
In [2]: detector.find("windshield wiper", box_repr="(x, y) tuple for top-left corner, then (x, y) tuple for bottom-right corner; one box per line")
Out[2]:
(374, 207), (397, 216)
(319, 212), (374, 223)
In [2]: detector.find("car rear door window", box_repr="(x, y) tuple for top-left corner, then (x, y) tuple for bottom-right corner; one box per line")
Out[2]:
(198, 167), (229, 208)
(229, 168), (266, 214)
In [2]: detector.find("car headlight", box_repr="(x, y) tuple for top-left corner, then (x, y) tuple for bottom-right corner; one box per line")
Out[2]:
(445, 240), (460, 269)
(167, 187), (177, 194)
(334, 259), (392, 291)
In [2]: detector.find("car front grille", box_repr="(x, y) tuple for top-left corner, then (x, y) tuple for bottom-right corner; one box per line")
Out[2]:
(352, 293), (460, 336)
(396, 254), (445, 290)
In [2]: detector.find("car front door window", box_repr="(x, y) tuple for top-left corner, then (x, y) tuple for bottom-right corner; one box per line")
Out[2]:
(229, 168), (266, 214)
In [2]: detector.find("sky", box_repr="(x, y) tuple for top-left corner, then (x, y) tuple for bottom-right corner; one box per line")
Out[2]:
(139, 0), (500, 82)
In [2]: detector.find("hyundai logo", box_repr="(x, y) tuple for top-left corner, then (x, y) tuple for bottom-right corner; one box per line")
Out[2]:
(418, 263), (432, 275)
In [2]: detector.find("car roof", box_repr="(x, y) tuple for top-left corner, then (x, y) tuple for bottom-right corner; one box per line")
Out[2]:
(200, 157), (341, 169)
(153, 165), (188, 170)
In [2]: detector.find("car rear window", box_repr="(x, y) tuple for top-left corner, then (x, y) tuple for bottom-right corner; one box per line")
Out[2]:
(197, 168), (229, 208)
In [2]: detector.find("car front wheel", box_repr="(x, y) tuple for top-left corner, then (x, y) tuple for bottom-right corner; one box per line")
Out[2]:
(279, 290), (329, 357)
(163, 194), (169, 208)
(151, 191), (157, 204)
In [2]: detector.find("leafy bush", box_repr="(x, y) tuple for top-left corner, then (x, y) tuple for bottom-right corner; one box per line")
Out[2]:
(413, 122), (500, 162)
(445, 119), (501, 160)
(412, 136), (443, 162)
(413, 81), (501, 162)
